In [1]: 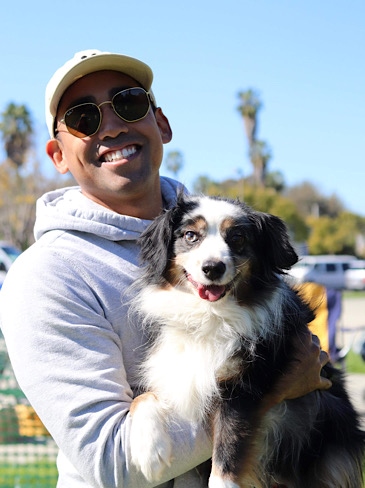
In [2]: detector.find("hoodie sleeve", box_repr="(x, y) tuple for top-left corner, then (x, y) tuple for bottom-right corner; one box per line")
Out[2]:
(0, 242), (212, 488)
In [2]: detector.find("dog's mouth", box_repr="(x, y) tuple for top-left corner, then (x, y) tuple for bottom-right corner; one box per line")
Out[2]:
(186, 274), (228, 302)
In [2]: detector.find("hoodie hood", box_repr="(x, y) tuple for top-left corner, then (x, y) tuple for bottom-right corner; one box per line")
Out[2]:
(34, 176), (184, 242)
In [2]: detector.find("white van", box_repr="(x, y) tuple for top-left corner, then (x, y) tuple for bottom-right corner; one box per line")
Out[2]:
(287, 255), (358, 290)
(344, 260), (365, 290)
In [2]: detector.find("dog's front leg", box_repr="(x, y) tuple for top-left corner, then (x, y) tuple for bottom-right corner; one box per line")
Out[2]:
(208, 391), (264, 488)
(130, 392), (172, 482)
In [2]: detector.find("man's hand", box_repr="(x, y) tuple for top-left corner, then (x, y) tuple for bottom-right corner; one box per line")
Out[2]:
(282, 331), (332, 400)
(263, 330), (332, 411)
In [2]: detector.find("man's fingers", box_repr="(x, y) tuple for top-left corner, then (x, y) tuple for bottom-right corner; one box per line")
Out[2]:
(318, 350), (332, 390)
(319, 350), (330, 366)
(320, 376), (333, 390)
(311, 334), (320, 347)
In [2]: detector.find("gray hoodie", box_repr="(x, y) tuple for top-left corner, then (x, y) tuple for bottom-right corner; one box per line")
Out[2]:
(0, 177), (211, 488)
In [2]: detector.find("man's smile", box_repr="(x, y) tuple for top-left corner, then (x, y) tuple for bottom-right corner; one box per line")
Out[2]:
(100, 145), (139, 163)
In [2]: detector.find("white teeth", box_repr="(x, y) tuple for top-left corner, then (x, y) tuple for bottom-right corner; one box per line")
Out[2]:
(103, 146), (137, 162)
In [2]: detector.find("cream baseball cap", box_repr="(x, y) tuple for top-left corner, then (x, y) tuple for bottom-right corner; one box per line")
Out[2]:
(45, 49), (155, 137)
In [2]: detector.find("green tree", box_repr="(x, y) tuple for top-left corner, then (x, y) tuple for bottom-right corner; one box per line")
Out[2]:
(239, 185), (309, 242)
(285, 181), (344, 218)
(0, 103), (33, 168)
(307, 212), (359, 255)
(193, 175), (216, 194)
(265, 170), (285, 193)
(0, 157), (74, 250)
(0, 160), (38, 249)
(165, 150), (184, 179)
(0, 102), (75, 249)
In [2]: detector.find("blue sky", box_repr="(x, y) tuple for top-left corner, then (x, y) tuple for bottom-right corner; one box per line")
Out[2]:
(0, 0), (364, 215)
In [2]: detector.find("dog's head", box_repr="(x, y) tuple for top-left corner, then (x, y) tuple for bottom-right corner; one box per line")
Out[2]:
(138, 193), (298, 302)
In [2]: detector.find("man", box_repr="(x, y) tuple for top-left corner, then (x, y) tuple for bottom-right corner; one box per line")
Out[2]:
(0, 50), (331, 487)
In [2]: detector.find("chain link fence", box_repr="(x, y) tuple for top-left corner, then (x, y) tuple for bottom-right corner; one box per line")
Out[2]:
(0, 334), (58, 487)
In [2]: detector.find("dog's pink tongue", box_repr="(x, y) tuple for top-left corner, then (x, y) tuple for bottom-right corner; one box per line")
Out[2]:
(197, 284), (225, 302)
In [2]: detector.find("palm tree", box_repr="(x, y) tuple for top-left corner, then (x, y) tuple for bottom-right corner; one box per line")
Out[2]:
(237, 89), (272, 187)
(0, 103), (33, 168)
(249, 140), (271, 187)
(265, 170), (285, 193)
(237, 89), (262, 146)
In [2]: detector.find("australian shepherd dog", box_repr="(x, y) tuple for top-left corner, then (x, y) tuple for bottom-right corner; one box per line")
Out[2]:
(130, 193), (364, 488)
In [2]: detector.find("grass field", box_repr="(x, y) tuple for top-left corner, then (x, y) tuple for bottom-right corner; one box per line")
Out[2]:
(344, 349), (365, 374)
(343, 290), (365, 299)
(341, 290), (365, 373)
(0, 459), (58, 488)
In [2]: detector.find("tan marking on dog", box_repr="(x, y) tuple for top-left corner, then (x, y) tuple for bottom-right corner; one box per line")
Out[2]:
(219, 217), (237, 233)
(130, 392), (157, 415)
(184, 216), (207, 234)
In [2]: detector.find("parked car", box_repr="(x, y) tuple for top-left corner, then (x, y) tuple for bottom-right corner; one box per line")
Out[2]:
(0, 257), (7, 288)
(287, 255), (358, 290)
(344, 260), (365, 290)
(0, 241), (21, 263)
(0, 242), (21, 289)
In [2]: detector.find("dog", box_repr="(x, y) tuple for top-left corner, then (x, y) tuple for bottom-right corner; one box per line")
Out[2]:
(129, 193), (364, 488)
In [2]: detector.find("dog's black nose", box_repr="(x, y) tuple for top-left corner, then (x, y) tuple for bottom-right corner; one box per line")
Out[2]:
(201, 260), (226, 281)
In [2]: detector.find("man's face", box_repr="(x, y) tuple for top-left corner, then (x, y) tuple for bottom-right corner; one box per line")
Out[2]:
(48, 70), (172, 215)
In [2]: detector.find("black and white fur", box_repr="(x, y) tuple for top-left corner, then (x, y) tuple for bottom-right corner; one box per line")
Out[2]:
(130, 193), (364, 488)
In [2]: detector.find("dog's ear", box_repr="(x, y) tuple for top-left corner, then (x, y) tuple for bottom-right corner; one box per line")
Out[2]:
(138, 207), (177, 284)
(249, 211), (298, 274)
(138, 191), (189, 284)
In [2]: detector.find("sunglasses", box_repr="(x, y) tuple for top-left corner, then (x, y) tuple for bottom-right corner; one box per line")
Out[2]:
(58, 87), (152, 138)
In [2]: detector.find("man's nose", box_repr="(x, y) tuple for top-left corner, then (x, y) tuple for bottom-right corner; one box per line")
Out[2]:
(98, 102), (128, 138)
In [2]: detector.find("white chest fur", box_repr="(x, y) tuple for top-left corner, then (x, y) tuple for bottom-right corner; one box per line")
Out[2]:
(137, 285), (281, 423)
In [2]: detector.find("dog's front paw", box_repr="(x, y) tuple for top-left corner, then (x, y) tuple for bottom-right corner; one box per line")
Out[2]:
(130, 393), (172, 481)
(209, 474), (240, 488)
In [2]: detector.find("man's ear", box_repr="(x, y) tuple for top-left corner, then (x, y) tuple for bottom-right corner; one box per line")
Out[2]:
(154, 108), (173, 144)
(46, 139), (69, 174)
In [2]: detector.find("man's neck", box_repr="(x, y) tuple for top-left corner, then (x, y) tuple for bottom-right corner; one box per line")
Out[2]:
(81, 183), (164, 220)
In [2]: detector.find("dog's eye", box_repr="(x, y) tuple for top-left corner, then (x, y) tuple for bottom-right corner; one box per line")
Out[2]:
(184, 231), (199, 243)
(231, 233), (244, 243)
(228, 232), (245, 252)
